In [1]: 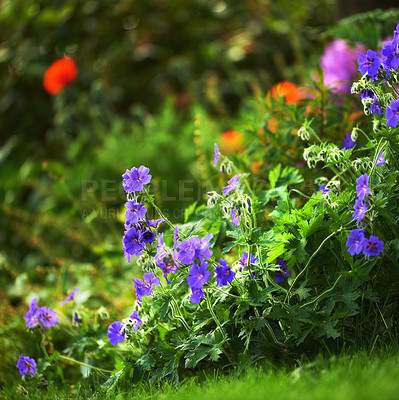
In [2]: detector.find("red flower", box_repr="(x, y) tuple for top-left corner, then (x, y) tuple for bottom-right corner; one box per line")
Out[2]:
(221, 130), (244, 153)
(43, 57), (78, 95)
(270, 81), (306, 105)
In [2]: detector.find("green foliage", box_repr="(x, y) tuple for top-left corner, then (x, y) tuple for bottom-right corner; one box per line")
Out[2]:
(4, 5), (399, 399)
(327, 8), (399, 48)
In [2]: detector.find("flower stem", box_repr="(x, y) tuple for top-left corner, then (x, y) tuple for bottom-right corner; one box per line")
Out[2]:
(59, 355), (113, 374)
(284, 229), (339, 304)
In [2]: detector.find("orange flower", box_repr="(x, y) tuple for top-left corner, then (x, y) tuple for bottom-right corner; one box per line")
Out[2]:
(270, 81), (306, 105)
(221, 129), (244, 153)
(43, 57), (78, 95)
(251, 160), (264, 175)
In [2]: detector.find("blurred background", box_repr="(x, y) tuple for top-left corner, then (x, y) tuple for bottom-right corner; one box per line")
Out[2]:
(1, 0), (399, 385)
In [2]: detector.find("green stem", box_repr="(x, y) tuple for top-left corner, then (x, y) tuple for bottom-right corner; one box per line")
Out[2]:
(300, 275), (342, 309)
(59, 355), (113, 374)
(159, 281), (192, 332)
(284, 230), (339, 304)
(212, 285), (241, 299)
(40, 332), (49, 359)
(144, 190), (175, 231)
(204, 290), (225, 339)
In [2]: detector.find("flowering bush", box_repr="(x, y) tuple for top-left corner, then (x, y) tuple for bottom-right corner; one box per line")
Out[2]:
(89, 26), (399, 389)
(12, 19), (399, 398)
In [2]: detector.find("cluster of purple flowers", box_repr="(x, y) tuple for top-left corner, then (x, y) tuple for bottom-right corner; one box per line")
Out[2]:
(352, 173), (370, 223)
(107, 310), (142, 346)
(24, 298), (59, 329)
(16, 354), (37, 377)
(357, 24), (399, 128)
(347, 172), (384, 256)
(121, 165), (164, 262)
(177, 233), (214, 303)
(237, 252), (259, 283)
(346, 229), (384, 256)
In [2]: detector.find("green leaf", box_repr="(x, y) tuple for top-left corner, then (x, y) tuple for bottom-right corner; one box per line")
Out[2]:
(269, 164), (281, 189)
(318, 320), (340, 339)
(184, 201), (198, 223)
(185, 348), (210, 369)
(294, 282), (311, 301)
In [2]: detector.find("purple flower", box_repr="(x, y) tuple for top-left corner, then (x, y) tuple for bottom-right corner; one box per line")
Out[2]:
(215, 259), (235, 287)
(346, 229), (367, 256)
(61, 287), (78, 306)
(155, 233), (178, 284)
(357, 49), (381, 79)
(362, 235), (384, 256)
(213, 143), (219, 167)
(352, 199), (368, 223)
(376, 150), (386, 166)
(16, 355), (37, 377)
(177, 234), (213, 265)
(369, 97), (384, 116)
(124, 201), (147, 227)
(173, 225), (179, 248)
(386, 100), (399, 128)
(146, 218), (165, 228)
(198, 233), (213, 260)
(190, 287), (205, 304)
(381, 39), (399, 70)
(24, 299), (58, 328)
(24, 298), (40, 328)
(73, 312), (82, 324)
(107, 321), (125, 346)
(122, 165), (152, 193)
(132, 273), (160, 303)
(276, 257), (287, 267)
(178, 237), (198, 265)
(129, 310), (142, 332)
(122, 227), (144, 261)
(231, 208), (240, 227)
(342, 133), (355, 150)
(394, 23), (399, 40)
(223, 174), (242, 196)
(187, 262), (211, 290)
(317, 185), (331, 196)
(275, 258), (289, 283)
(360, 89), (375, 99)
(356, 173), (370, 201)
(239, 252), (259, 267)
(321, 39), (365, 93)
(38, 306), (59, 328)
(142, 230), (155, 244)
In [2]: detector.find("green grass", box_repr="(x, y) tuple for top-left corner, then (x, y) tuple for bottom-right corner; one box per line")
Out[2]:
(127, 353), (399, 400)
(6, 350), (398, 400)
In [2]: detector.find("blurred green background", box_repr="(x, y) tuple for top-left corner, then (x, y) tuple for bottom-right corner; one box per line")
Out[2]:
(0, 0), (336, 290)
